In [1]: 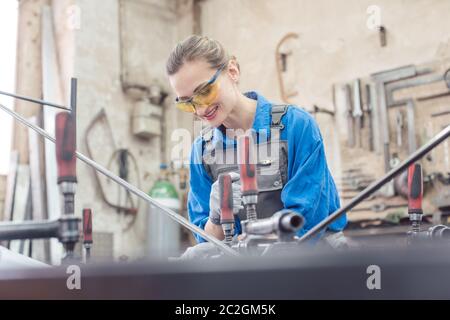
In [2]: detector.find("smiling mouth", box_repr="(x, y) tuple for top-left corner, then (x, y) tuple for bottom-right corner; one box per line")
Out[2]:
(203, 105), (219, 120)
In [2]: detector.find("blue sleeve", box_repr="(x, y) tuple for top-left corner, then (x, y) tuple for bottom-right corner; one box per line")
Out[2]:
(281, 107), (347, 238)
(187, 137), (213, 243)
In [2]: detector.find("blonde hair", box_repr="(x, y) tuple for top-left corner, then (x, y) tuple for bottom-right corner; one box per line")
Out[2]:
(166, 35), (239, 75)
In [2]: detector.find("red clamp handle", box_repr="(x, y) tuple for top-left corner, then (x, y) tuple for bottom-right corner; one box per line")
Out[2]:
(219, 173), (234, 224)
(55, 112), (77, 184)
(83, 208), (93, 244)
(408, 163), (423, 214)
(237, 135), (258, 196)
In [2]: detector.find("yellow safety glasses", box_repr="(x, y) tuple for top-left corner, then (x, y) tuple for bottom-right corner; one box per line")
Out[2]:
(175, 65), (225, 113)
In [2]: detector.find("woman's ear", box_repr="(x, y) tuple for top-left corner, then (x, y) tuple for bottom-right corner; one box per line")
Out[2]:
(227, 59), (240, 83)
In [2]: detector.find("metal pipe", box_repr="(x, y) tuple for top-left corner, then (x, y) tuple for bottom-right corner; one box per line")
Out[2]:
(0, 220), (59, 241)
(245, 210), (303, 236)
(299, 124), (450, 243)
(0, 103), (239, 257)
(0, 90), (70, 111)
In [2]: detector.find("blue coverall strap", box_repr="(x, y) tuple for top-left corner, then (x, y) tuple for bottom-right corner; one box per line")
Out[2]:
(270, 104), (288, 130)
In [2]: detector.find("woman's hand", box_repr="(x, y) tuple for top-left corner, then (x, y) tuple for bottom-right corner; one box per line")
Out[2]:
(207, 171), (243, 228)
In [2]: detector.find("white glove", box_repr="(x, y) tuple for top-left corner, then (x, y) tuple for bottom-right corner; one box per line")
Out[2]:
(209, 172), (243, 225)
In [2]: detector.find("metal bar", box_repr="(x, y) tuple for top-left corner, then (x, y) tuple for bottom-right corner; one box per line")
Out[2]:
(371, 65), (421, 172)
(298, 124), (450, 243)
(417, 91), (450, 102)
(375, 82), (391, 172)
(0, 220), (59, 241)
(431, 110), (450, 118)
(0, 90), (70, 111)
(386, 73), (443, 107)
(371, 65), (417, 83)
(0, 103), (239, 257)
(70, 78), (77, 142)
(406, 100), (417, 153)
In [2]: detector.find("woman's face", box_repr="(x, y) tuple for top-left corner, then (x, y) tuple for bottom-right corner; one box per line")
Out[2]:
(168, 59), (239, 128)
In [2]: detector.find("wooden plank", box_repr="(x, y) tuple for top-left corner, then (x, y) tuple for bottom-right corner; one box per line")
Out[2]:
(2, 151), (18, 223)
(9, 165), (30, 253)
(41, 5), (63, 265)
(28, 116), (51, 263)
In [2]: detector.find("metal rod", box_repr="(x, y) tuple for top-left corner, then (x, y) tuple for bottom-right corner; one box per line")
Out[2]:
(0, 90), (70, 111)
(0, 103), (239, 257)
(299, 124), (450, 243)
(0, 220), (59, 241)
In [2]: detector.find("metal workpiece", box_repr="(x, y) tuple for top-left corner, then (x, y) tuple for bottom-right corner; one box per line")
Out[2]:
(428, 225), (450, 240)
(0, 214), (79, 253)
(408, 225), (450, 245)
(244, 210), (304, 240)
(0, 103), (240, 258)
(0, 220), (59, 241)
(0, 89), (70, 111)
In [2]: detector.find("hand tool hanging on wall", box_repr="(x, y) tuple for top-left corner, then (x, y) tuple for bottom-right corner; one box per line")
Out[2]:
(445, 68), (450, 89)
(344, 84), (355, 148)
(309, 105), (335, 118)
(85, 108), (139, 215)
(352, 79), (363, 148)
(237, 135), (258, 222)
(406, 100), (417, 154)
(363, 83), (374, 151)
(107, 148), (140, 218)
(395, 110), (404, 148)
(275, 33), (299, 104)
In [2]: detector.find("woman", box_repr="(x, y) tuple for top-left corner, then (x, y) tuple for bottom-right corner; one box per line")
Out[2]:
(166, 35), (346, 243)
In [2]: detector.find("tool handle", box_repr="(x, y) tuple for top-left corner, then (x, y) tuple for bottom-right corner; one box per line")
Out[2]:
(83, 208), (93, 244)
(408, 163), (423, 214)
(237, 135), (258, 196)
(219, 173), (234, 224)
(55, 112), (77, 184)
